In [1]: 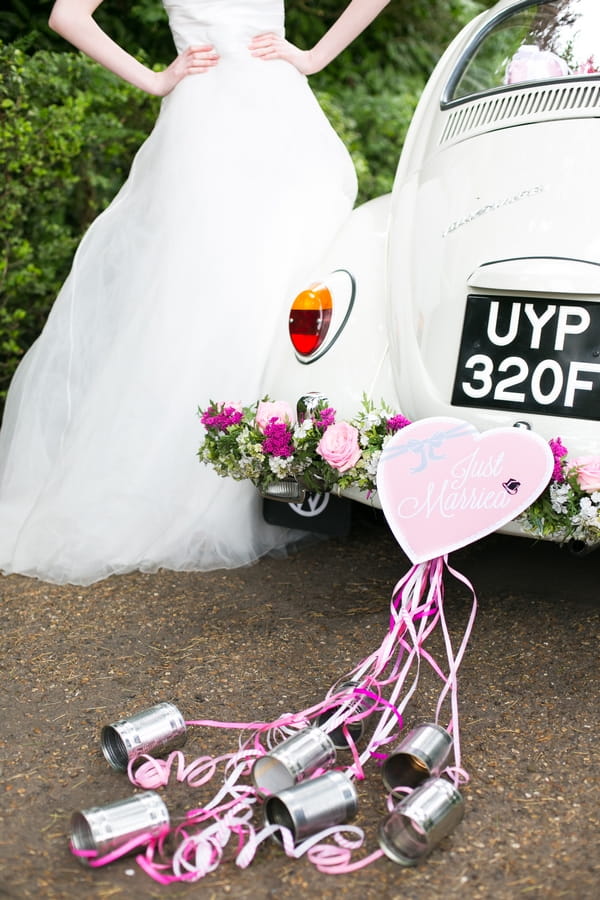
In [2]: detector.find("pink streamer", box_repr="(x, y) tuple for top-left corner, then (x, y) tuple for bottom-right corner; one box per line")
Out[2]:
(72, 553), (478, 883)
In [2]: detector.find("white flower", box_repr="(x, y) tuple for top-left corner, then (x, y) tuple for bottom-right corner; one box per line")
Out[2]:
(549, 482), (571, 514)
(578, 497), (599, 523)
(293, 420), (313, 440)
(366, 450), (382, 476)
(269, 456), (293, 477)
(363, 412), (382, 428)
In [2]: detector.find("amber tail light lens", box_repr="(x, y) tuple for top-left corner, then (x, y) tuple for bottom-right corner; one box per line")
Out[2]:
(289, 283), (333, 356)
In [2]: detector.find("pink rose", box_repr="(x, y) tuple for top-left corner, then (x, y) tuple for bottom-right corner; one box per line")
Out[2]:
(255, 400), (295, 433)
(317, 422), (361, 473)
(570, 456), (600, 492)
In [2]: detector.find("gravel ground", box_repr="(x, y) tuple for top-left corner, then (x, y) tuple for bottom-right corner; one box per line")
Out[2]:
(0, 507), (598, 899)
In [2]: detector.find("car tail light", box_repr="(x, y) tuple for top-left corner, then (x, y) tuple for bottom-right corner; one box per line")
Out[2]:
(289, 283), (333, 356)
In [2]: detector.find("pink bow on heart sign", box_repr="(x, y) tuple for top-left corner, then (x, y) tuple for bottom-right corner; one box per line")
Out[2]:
(376, 417), (553, 563)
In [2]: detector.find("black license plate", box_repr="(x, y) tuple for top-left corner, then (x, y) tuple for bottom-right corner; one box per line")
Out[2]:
(263, 492), (352, 537)
(452, 294), (600, 420)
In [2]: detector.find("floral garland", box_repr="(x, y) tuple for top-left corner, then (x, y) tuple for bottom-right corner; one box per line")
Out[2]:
(197, 395), (409, 495)
(197, 398), (600, 547)
(516, 437), (600, 546)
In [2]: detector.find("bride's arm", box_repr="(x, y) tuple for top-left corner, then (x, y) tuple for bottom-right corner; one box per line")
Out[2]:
(48, 0), (219, 96)
(249, 0), (391, 75)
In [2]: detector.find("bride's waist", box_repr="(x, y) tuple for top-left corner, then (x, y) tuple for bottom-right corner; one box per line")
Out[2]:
(169, 22), (284, 56)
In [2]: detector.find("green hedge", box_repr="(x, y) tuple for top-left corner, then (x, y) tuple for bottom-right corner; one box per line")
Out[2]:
(0, 42), (160, 401)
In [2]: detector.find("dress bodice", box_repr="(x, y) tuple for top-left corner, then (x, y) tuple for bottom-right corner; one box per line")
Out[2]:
(163, 0), (285, 54)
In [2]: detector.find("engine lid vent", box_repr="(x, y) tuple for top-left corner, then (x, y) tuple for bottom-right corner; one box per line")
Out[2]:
(440, 81), (600, 146)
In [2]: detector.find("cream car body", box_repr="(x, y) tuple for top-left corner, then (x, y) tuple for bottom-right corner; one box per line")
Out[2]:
(265, 0), (600, 532)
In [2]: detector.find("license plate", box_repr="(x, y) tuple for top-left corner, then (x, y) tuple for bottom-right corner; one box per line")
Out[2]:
(452, 294), (600, 420)
(263, 492), (352, 537)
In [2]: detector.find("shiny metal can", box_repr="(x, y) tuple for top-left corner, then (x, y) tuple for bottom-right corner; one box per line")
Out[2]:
(100, 701), (186, 771)
(70, 790), (169, 865)
(259, 478), (306, 502)
(316, 681), (374, 749)
(381, 722), (453, 792)
(378, 776), (464, 866)
(251, 726), (336, 797)
(265, 771), (358, 845)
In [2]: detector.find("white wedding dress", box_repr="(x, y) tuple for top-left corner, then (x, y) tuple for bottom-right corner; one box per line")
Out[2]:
(0, 0), (357, 584)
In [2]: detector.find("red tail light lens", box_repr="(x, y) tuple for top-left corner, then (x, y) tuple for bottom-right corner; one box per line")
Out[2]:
(289, 283), (333, 356)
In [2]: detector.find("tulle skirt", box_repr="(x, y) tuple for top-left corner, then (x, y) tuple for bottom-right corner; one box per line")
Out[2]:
(0, 55), (357, 584)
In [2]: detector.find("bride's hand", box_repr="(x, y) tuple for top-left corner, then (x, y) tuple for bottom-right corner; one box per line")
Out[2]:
(248, 33), (319, 75)
(152, 45), (220, 96)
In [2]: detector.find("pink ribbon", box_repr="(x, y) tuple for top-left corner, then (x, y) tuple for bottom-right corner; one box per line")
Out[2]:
(72, 554), (477, 881)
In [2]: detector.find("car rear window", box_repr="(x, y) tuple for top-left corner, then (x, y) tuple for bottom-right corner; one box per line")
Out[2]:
(447, 0), (600, 103)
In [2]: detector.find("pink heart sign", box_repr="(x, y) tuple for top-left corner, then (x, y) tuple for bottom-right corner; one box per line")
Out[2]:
(376, 417), (553, 562)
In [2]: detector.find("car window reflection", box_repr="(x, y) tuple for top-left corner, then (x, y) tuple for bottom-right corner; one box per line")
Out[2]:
(448, 0), (600, 103)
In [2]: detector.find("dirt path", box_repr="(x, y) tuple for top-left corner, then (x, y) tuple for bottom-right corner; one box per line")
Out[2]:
(1, 508), (598, 899)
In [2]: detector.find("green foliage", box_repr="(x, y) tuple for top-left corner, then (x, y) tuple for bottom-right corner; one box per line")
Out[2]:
(519, 462), (600, 546)
(0, 1), (173, 59)
(0, 42), (159, 401)
(319, 73), (423, 202)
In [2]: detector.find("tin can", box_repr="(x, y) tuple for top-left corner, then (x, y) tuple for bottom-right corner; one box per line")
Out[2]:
(265, 771), (358, 845)
(378, 776), (464, 866)
(71, 791), (169, 865)
(316, 681), (374, 749)
(251, 726), (336, 797)
(381, 722), (453, 792)
(101, 701), (186, 771)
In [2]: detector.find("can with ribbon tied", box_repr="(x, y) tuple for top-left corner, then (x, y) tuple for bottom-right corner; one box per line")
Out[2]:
(100, 701), (187, 771)
(264, 771), (358, 845)
(381, 722), (453, 793)
(316, 681), (375, 750)
(378, 776), (465, 866)
(71, 791), (170, 865)
(251, 726), (336, 797)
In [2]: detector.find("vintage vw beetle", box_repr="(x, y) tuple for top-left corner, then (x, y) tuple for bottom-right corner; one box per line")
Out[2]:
(264, 0), (600, 538)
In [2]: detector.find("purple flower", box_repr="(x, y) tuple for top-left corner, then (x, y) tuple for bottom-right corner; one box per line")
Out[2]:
(200, 404), (244, 431)
(549, 437), (568, 482)
(262, 421), (294, 457)
(314, 407), (336, 429)
(387, 414), (412, 433)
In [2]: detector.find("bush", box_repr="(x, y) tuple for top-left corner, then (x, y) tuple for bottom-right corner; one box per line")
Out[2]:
(321, 73), (424, 202)
(0, 41), (159, 402)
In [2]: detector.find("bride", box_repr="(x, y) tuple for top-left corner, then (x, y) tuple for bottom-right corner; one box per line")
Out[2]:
(0, 0), (389, 585)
